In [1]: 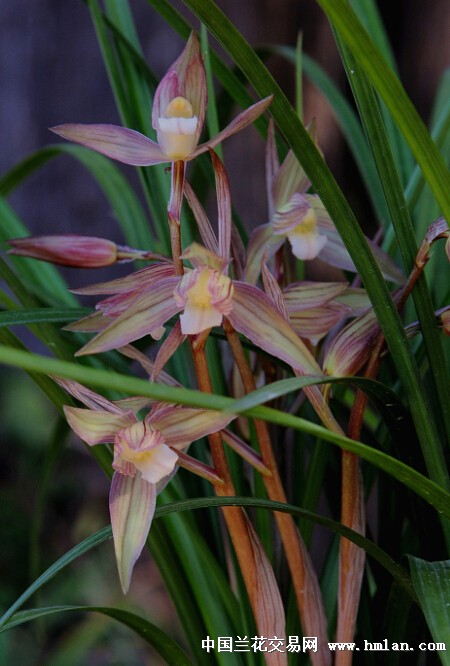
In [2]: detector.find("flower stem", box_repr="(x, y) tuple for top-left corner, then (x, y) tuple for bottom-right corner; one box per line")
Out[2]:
(168, 160), (185, 275)
(192, 340), (286, 663)
(224, 319), (330, 666)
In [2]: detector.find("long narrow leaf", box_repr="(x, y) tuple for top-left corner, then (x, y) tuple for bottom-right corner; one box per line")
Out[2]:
(409, 557), (450, 666)
(315, 0), (450, 222)
(2, 605), (194, 666)
(0, 346), (448, 518)
(333, 33), (450, 484)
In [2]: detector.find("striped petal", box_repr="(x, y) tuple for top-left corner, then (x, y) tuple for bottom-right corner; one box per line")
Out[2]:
(245, 223), (284, 285)
(191, 97), (273, 159)
(72, 263), (175, 296)
(51, 124), (167, 166)
(308, 196), (405, 283)
(289, 302), (352, 345)
(109, 472), (157, 593)
(64, 407), (135, 445)
(323, 308), (379, 377)
(148, 405), (235, 448)
(228, 282), (323, 376)
(152, 33), (206, 145)
(283, 281), (348, 310)
(76, 277), (180, 355)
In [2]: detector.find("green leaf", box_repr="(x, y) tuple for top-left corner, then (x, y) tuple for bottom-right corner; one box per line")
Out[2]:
(349, 0), (414, 185)
(332, 31), (450, 489)
(0, 527), (112, 630)
(2, 605), (194, 666)
(0, 345), (449, 519)
(0, 499), (415, 636)
(409, 557), (450, 665)
(314, 0), (450, 223)
(0, 308), (92, 328)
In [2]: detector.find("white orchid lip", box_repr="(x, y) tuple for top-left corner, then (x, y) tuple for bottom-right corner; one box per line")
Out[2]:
(273, 202), (328, 261)
(113, 421), (178, 484)
(174, 266), (234, 335)
(158, 96), (199, 159)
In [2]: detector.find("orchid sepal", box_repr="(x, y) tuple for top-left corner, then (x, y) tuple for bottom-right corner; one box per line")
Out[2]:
(75, 277), (181, 356)
(50, 123), (167, 166)
(63, 406), (136, 445)
(109, 472), (157, 593)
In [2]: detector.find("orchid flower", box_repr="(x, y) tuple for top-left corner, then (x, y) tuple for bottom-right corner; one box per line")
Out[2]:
(50, 33), (271, 166)
(58, 378), (234, 593)
(245, 120), (404, 285)
(66, 152), (343, 432)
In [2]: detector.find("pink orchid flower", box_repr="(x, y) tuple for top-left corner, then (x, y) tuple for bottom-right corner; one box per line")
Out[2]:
(245, 120), (404, 285)
(58, 378), (234, 593)
(50, 33), (271, 166)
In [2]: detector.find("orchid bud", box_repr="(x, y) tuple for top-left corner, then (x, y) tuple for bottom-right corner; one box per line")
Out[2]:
(9, 235), (119, 268)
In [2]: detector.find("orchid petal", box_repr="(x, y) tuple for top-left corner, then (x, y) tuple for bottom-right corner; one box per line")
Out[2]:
(288, 227), (328, 260)
(323, 308), (379, 377)
(71, 263), (175, 296)
(134, 444), (179, 484)
(210, 150), (232, 262)
(63, 310), (109, 333)
(180, 242), (225, 271)
(64, 407), (135, 445)
(148, 405), (234, 448)
(113, 396), (155, 412)
(191, 96), (273, 159)
(308, 196), (405, 283)
(55, 377), (126, 415)
(228, 282), (323, 376)
(289, 302), (352, 345)
(179, 303), (222, 334)
(183, 180), (219, 254)
(151, 320), (186, 381)
(335, 288), (371, 316)
(152, 33), (206, 143)
(272, 120), (318, 208)
(261, 262), (290, 321)
(265, 119), (279, 219)
(118, 345), (182, 387)
(76, 277), (180, 355)
(273, 149), (311, 209)
(283, 281), (348, 310)
(245, 223), (284, 285)
(51, 124), (167, 166)
(109, 472), (156, 593)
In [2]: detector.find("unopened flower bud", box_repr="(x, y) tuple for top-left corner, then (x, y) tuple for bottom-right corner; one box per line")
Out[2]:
(8, 235), (119, 268)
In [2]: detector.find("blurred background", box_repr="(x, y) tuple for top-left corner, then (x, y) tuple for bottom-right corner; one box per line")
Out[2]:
(1, 1), (449, 664)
